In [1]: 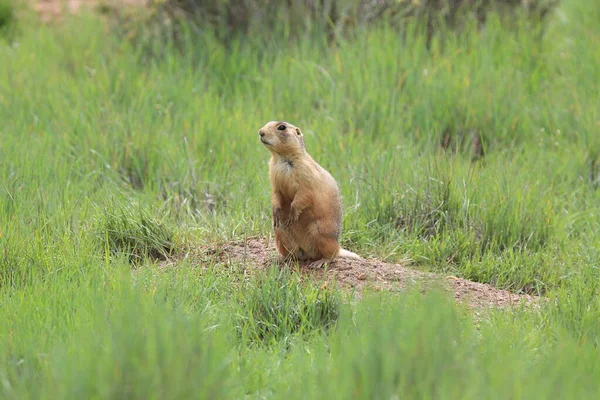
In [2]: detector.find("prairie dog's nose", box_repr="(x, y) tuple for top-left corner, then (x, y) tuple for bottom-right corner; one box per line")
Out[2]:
(259, 129), (265, 137)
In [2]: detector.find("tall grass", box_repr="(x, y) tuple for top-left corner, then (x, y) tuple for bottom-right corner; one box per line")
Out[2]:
(1, 0), (600, 397)
(3, 263), (600, 398)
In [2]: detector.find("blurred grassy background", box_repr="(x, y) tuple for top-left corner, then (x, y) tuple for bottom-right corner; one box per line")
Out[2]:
(2, 0), (600, 397)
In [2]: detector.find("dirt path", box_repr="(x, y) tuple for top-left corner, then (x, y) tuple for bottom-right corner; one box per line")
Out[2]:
(172, 237), (539, 310)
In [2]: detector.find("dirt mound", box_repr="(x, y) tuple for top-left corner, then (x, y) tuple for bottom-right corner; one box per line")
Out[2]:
(190, 237), (538, 310)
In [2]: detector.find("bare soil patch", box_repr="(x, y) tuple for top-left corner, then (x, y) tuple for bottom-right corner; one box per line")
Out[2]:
(171, 237), (539, 310)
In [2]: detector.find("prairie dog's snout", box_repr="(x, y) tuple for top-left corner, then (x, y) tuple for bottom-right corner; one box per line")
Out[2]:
(258, 127), (271, 145)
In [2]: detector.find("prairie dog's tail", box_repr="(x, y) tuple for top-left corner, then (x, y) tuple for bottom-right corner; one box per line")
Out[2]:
(338, 248), (361, 259)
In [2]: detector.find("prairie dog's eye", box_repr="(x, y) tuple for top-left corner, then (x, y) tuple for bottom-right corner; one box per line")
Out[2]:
(277, 124), (286, 131)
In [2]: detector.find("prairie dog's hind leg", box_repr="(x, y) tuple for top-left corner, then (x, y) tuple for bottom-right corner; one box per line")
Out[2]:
(306, 235), (340, 269)
(275, 229), (309, 264)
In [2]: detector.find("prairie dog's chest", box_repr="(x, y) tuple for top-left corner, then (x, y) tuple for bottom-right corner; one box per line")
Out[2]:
(270, 159), (295, 176)
(269, 159), (301, 200)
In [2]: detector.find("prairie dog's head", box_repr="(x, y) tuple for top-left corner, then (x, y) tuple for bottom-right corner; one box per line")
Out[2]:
(258, 121), (305, 156)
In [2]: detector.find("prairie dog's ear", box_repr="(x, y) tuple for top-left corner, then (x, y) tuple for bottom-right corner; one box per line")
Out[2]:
(295, 128), (302, 136)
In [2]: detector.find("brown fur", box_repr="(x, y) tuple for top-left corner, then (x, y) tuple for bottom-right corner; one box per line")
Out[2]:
(258, 120), (359, 268)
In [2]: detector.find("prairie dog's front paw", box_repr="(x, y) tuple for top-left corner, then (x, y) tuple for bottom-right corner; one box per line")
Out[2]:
(273, 207), (283, 228)
(283, 209), (299, 228)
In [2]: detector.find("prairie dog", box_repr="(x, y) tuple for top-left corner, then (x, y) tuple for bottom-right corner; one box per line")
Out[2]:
(258, 120), (359, 268)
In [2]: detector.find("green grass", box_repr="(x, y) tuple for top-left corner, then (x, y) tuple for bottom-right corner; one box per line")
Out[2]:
(2, 0), (600, 397)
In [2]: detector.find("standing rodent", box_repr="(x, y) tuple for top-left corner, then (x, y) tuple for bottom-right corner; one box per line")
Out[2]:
(258, 120), (360, 268)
